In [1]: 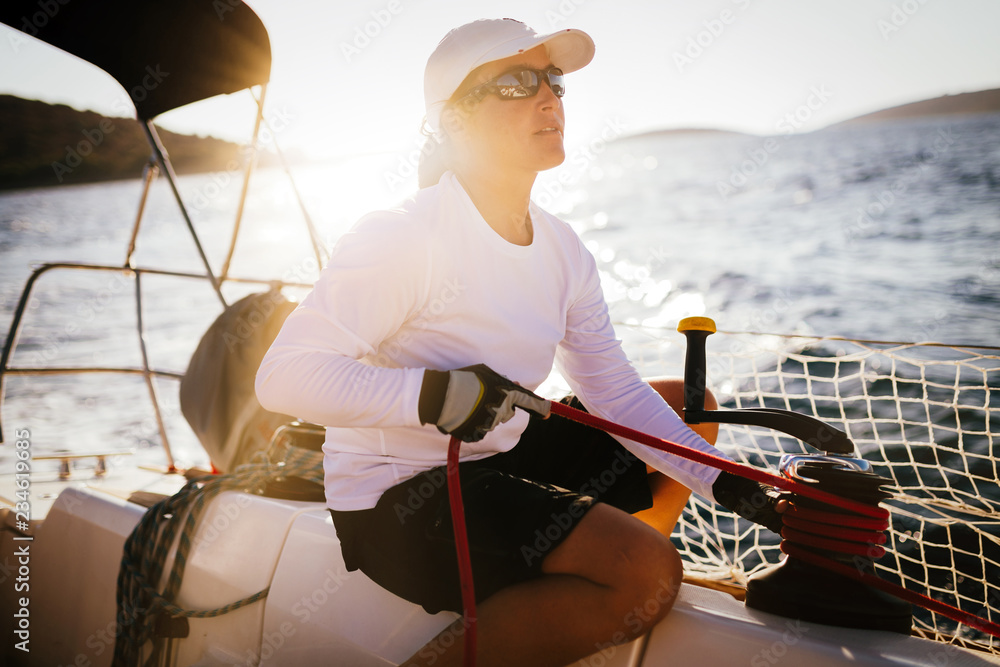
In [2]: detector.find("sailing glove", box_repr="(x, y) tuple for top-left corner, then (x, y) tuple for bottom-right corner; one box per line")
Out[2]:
(712, 470), (784, 535)
(419, 364), (550, 442)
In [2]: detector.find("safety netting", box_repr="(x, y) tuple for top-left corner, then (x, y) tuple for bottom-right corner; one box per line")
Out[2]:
(622, 327), (1000, 655)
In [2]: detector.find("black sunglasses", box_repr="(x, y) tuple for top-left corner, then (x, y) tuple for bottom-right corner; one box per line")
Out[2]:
(455, 66), (566, 106)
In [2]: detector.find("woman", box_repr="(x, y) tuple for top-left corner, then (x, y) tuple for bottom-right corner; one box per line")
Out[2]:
(256, 18), (780, 667)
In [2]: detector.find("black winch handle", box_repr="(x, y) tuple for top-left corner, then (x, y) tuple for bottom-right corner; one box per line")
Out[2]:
(678, 316), (716, 419)
(677, 316), (856, 456)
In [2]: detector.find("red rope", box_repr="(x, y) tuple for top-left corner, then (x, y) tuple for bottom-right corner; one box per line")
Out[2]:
(783, 517), (886, 545)
(549, 401), (887, 518)
(781, 503), (888, 558)
(447, 435), (477, 666)
(547, 400), (1000, 641)
(780, 525), (886, 558)
(783, 504), (889, 531)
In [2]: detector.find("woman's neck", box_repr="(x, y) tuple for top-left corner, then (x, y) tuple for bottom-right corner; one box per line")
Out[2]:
(454, 165), (536, 246)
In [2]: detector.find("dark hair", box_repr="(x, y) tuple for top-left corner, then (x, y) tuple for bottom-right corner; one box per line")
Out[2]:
(417, 65), (489, 188)
(417, 128), (453, 189)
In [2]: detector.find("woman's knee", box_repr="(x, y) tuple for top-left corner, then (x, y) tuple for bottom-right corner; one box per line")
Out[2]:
(543, 504), (682, 636)
(616, 538), (682, 637)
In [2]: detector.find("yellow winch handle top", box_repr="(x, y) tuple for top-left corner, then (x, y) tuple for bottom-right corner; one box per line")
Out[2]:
(677, 316), (717, 334)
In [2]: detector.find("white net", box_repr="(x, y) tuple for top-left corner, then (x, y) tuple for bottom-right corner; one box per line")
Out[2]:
(624, 326), (1000, 655)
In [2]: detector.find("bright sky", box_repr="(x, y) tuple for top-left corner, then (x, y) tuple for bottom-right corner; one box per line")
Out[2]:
(2, 0), (999, 161)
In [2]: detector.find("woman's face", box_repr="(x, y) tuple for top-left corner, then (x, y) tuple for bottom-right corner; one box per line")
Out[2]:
(445, 45), (566, 176)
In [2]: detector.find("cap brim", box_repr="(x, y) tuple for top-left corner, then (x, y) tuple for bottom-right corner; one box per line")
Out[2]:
(474, 28), (595, 74)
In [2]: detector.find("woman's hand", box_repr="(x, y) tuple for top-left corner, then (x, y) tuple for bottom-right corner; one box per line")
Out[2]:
(419, 364), (550, 442)
(711, 470), (785, 535)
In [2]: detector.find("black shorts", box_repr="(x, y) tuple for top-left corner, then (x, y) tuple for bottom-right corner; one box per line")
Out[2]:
(329, 396), (653, 615)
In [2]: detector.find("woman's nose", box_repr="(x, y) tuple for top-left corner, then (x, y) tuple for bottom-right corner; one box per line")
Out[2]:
(535, 78), (560, 109)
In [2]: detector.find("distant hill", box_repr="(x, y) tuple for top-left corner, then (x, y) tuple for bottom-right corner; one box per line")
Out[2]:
(628, 127), (746, 138)
(0, 95), (275, 191)
(841, 88), (1000, 124)
(616, 127), (747, 143)
(614, 89), (1000, 142)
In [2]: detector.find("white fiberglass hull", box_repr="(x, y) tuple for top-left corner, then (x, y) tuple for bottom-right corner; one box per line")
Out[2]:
(4, 484), (998, 667)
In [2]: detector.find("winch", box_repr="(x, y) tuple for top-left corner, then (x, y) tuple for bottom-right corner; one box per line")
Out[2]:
(677, 317), (912, 633)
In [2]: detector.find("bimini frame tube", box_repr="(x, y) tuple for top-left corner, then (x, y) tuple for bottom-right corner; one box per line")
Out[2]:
(133, 270), (175, 471)
(141, 120), (227, 308)
(125, 158), (160, 269)
(220, 85), (267, 281)
(260, 96), (329, 273)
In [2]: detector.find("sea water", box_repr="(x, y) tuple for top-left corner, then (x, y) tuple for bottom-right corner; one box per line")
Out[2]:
(0, 113), (997, 467)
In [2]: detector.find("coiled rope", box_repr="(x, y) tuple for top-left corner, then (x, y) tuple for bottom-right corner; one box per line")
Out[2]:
(780, 503), (889, 558)
(112, 445), (323, 666)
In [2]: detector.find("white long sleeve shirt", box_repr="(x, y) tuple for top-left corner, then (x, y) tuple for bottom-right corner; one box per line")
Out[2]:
(255, 172), (726, 510)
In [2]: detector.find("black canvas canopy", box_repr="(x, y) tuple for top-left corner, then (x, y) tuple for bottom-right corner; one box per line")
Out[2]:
(1, 0), (271, 120)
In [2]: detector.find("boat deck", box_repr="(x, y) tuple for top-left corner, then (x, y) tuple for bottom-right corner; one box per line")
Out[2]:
(3, 478), (998, 666)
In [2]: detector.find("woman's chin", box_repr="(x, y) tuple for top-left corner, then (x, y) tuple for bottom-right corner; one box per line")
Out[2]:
(534, 148), (567, 173)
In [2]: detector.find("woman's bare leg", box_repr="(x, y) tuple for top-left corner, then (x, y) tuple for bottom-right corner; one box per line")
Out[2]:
(401, 504), (682, 667)
(402, 378), (713, 665)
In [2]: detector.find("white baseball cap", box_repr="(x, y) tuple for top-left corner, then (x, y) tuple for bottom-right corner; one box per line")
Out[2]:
(424, 18), (595, 133)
